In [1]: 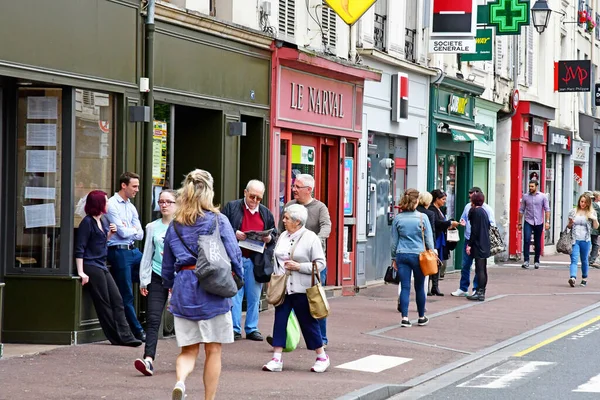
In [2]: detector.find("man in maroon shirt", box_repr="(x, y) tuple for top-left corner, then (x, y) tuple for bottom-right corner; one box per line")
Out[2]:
(223, 180), (277, 341)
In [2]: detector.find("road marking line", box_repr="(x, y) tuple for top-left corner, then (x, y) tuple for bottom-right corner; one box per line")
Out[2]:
(457, 361), (555, 389)
(335, 355), (411, 373)
(513, 315), (600, 357)
(574, 373), (600, 392)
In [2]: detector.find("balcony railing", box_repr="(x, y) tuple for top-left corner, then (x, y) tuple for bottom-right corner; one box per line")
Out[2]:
(405, 28), (416, 63)
(374, 13), (386, 51)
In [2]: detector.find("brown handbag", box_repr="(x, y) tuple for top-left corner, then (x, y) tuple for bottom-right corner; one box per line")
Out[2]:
(266, 232), (305, 307)
(306, 262), (330, 320)
(419, 214), (439, 276)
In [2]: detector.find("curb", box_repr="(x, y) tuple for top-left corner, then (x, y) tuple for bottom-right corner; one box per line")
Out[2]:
(334, 384), (409, 400)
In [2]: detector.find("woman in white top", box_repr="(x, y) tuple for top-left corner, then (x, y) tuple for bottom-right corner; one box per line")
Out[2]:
(134, 189), (177, 376)
(262, 204), (329, 373)
(567, 193), (599, 287)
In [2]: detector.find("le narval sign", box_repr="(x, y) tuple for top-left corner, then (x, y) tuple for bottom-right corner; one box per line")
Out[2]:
(324, 0), (377, 25)
(554, 60), (592, 92)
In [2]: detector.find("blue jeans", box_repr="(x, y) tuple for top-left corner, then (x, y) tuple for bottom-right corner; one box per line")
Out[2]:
(570, 240), (591, 279)
(459, 242), (478, 292)
(232, 257), (263, 334)
(523, 222), (544, 263)
(396, 253), (426, 318)
(318, 268), (328, 344)
(107, 247), (143, 334)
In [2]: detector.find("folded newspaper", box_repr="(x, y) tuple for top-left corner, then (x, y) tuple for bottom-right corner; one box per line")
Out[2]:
(238, 228), (274, 254)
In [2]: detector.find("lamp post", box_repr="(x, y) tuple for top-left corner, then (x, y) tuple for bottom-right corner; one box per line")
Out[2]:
(531, 0), (552, 33)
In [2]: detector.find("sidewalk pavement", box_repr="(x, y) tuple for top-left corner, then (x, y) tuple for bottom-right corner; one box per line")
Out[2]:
(1, 257), (599, 400)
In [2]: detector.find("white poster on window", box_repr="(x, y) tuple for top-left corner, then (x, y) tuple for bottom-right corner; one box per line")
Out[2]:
(26, 124), (57, 146)
(26, 150), (56, 173)
(24, 203), (56, 228)
(25, 187), (56, 200)
(27, 97), (58, 120)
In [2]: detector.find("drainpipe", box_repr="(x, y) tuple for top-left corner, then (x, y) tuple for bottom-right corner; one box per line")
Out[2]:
(143, 0), (155, 225)
(349, 24), (357, 63)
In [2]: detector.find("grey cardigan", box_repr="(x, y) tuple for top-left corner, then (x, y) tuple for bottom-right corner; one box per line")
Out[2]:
(140, 220), (161, 288)
(273, 229), (326, 294)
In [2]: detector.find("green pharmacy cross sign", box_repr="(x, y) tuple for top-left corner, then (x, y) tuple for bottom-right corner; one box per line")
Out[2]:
(488, 0), (530, 35)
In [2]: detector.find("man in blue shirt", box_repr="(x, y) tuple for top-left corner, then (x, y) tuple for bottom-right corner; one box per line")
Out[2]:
(106, 172), (145, 341)
(451, 187), (496, 297)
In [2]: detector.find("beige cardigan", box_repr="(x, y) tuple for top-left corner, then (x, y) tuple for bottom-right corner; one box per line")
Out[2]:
(273, 228), (326, 294)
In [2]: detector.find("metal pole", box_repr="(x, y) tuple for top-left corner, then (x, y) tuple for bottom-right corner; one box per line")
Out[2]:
(143, 0), (155, 226)
(592, 0), (597, 116)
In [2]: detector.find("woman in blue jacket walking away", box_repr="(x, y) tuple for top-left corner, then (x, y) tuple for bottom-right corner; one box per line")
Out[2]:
(391, 189), (435, 328)
(162, 169), (243, 400)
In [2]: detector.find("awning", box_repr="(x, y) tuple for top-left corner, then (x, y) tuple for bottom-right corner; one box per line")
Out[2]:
(448, 124), (488, 144)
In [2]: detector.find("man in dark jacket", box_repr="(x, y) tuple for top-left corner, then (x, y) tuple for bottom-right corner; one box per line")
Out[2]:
(223, 180), (277, 341)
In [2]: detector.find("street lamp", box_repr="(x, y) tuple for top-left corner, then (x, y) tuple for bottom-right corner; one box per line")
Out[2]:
(531, 0), (552, 34)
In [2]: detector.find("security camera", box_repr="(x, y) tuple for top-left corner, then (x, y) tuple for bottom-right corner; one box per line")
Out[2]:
(379, 158), (395, 169)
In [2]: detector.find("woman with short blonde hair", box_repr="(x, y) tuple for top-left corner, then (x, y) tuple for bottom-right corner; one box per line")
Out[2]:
(162, 169), (243, 400)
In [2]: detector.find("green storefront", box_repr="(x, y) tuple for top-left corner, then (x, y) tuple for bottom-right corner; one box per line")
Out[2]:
(0, 0), (271, 347)
(427, 78), (488, 271)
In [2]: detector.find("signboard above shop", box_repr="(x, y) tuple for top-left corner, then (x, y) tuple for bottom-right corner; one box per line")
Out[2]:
(461, 29), (493, 61)
(429, 0), (477, 54)
(429, 38), (476, 53)
(555, 60), (592, 92)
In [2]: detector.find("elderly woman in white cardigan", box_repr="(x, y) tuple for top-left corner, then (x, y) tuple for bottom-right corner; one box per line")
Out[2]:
(262, 203), (329, 373)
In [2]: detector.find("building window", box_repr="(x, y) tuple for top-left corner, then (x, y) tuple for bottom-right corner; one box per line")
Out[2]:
(374, 0), (387, 51)
(321, 1), (337, 50)
(15, 88), (63, 269)
(74, 90), (114, 228)
(278, 0), (295, 37)
(405, 28), (416, 63)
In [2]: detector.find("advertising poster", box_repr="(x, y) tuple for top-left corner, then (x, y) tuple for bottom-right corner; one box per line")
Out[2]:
(152, 121), (168, 186)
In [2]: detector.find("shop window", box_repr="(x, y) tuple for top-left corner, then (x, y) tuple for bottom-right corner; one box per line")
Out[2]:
(291, 144), (315, 199)
(545, 154), (555, 244)
(74, 90), (114, 228)
(15, 88), (63, 269)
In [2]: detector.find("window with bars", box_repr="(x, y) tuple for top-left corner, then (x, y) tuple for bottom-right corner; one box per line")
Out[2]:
(278, 0), (295, 37)
(374, 0), (387, 51)
(321, 1), (337, 48)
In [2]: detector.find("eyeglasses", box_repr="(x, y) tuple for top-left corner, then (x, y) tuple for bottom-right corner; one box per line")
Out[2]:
(291, 185), (308, 190)
(247, 194), (263, 201)
(158, 200), (176, 206)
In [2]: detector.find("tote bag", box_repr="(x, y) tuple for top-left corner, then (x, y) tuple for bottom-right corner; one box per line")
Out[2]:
(556, 228), (573, 255)
(266, 232), (305, 306)
(306, 262), (330, 320)
(446, 228), (460, 242)
(419, 215), (439, 276)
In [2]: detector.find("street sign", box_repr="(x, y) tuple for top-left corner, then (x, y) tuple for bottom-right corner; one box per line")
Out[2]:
(488, 0), (530, 35)
(555, 60), (591, 92)
(323, 0), (377, 25)
(461, 29), (493, 61)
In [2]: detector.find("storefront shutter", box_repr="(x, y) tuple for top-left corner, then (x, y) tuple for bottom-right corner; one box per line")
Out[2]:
(495, 34), (504, 76)
(387, 0), (406, 58)
(321, 1), (337, 49)
(278, 0), (296, 37)
(526, 26), (534, 87)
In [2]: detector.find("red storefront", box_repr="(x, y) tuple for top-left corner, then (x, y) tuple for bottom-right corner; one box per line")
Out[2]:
(509, 101), (555, 258)
(269, 46), (380, 295)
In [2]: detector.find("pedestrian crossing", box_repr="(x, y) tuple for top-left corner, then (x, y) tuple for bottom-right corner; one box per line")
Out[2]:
(456, 360), (600, 393)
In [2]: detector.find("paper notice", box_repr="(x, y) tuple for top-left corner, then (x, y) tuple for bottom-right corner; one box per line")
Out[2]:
(238, 239), (265, 254)
(25, 187), (56, 200)
(27, 97), (58, 120)
(26, 124), (57, 146)
(26, 150), (56, 173)
(24, 203), (56, 228)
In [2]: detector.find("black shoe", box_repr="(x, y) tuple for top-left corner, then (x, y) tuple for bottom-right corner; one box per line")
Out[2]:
(417, 317), (429, 326)
(266, 335), (274, 346)
(431, 287), (445, 296)
(427, 291), (433, 297)
(234, 332), (242, 341)
(467, 288), (485, 301)
(134, 330), (146, 342)
(397, 302), (401, 313)
(401, 319), (412, 328)
(122, 338), (143, 347)
(246, 331), (264, 341)
(581, 280), (587, 287)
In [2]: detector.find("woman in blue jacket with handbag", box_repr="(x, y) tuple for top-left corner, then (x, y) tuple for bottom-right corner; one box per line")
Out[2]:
(162, 169), (243, 400)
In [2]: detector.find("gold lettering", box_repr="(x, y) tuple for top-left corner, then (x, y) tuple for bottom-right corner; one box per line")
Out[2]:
(290, 82), (297, 109)
(332, 92), (339, 117)
(322, 90), (329, 115)
(297, 84), (304, 110)
(309, 87), (317, 112)
(338, 94), (345, 118)
(315, 89), (322, 114)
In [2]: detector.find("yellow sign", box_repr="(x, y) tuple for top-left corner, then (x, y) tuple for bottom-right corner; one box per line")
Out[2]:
(152, 121), (168, 186)
(324, 0), (377, 25)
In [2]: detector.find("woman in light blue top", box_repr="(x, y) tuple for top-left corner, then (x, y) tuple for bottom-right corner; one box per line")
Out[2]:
(567, 193), (599, 288)
(391, 189), (435, 328)
(134, 189), (177, 376)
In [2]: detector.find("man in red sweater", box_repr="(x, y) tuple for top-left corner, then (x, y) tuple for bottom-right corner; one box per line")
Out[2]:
(223, 180), (277, 341)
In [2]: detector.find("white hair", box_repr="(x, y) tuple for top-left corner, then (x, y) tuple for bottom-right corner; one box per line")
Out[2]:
(295, 174), (315, 189)
(245, 179), (265, 192)
(285, 204), (308, 227)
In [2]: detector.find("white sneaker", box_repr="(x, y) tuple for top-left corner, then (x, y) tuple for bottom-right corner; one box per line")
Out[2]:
(311, 355), (330, 373)
(451, 289), (467, 297)
(262, 358), (283, 372)
(172, 381), (185, 400)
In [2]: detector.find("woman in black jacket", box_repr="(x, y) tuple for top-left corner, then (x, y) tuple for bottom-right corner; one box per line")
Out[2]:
(417, 192), (437, 296)
(430, 190), (459, 286)
(466, 192), (491, 301)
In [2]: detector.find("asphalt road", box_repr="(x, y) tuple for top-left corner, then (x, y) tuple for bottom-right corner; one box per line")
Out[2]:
(419, 316), (600, 399)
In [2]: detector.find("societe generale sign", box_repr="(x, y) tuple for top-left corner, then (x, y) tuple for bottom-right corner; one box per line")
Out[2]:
(429, 38), (476, 53)
(323, 0), (377, 25)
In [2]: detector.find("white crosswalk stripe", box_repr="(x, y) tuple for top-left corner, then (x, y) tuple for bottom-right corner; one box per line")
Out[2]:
(574, 373), (600, 393)
(457, 361), (556, 389)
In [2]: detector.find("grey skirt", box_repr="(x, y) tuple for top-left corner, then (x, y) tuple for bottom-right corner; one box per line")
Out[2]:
(174, 311), (234, 347)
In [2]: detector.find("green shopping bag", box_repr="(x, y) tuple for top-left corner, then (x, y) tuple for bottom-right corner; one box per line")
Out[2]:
(283, 311), (300, 352)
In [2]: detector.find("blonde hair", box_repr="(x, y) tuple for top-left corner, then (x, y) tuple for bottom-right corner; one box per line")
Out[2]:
(418, 192), (433, 208)
(399, 189), (419, 211)
(175, 169), (220, 225)
(577, 193), (595, 219)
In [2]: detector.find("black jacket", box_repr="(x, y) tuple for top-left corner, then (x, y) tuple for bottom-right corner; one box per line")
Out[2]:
(431, 205), (456, 258)
(416, 205), (436, 239)
(222, 199), (278, 283)
(468, 207), (491, 259)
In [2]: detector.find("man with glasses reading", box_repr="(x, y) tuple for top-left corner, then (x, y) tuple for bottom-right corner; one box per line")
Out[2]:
(223, 180), (277, 341)
(276, 173), (332, 346)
